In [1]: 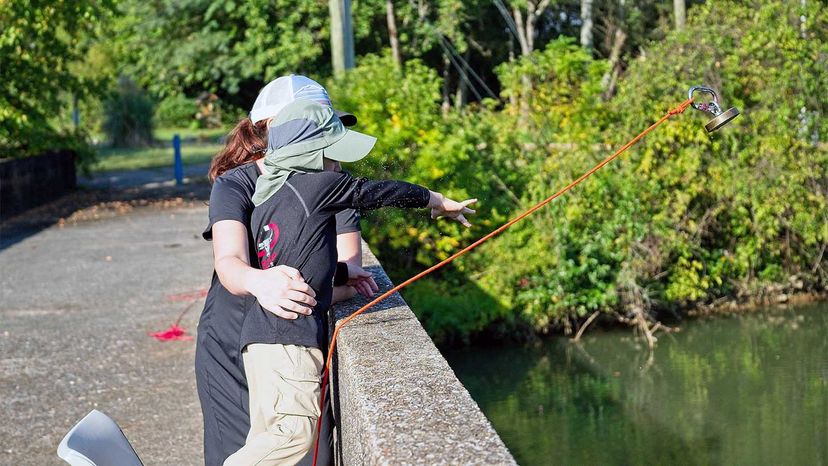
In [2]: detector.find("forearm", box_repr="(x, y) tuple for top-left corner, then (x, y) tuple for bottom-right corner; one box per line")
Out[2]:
(355, 179), (431, 210)
(332, 231), (362, 301)
(336, 231), (363, 266)
(215, 255), (259, 296)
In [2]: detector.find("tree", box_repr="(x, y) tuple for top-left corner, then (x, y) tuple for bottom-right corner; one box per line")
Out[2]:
(344, 0), (828, 344)
(109, 0), (330, 109)
(0, 0), (114, 157)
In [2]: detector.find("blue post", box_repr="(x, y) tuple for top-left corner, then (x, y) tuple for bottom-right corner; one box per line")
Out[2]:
(173, 134), (183, 185)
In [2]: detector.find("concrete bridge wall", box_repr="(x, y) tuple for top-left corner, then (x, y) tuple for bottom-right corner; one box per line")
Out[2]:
(329, 243), (516, 465)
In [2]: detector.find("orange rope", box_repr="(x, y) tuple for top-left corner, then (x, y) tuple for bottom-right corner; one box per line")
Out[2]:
(312, 98), (694, 465)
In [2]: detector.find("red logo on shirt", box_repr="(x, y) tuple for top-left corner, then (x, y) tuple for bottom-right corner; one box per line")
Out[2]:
(256, 223), (280, 269)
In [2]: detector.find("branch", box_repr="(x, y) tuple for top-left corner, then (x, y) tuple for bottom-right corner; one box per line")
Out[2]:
(572, 311), (601, 342)
(812, 242), (827, 273)
(511, 6), (530, 56)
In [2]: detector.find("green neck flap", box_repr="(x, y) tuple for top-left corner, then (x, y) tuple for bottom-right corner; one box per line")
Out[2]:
(251, 145), (324, 206)
(251, 100), (347, 206)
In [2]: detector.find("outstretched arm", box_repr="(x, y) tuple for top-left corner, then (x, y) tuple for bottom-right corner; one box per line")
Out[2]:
(317, 172), (477, 227)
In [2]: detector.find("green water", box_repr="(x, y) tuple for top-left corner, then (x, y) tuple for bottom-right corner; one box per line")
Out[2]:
(445, 304), (828, 466)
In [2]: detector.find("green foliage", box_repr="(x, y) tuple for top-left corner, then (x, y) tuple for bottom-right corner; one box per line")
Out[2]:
(497, 37), (609, 143)
(109, 0), (330, 109)
(352, 0), (490, 59)
(5, 0), (826, 344)
(489, 0), (826, 333)
(0, 0), (113, 158)
(102, 77), (154, 148)
(155, 95), (198, 128)
(327, 53), (451, 264)
(326, 1), (827, 343)
(605, 0), (828, 304)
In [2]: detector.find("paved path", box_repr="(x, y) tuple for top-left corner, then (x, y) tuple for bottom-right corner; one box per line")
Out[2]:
(1, 188), (214, 465)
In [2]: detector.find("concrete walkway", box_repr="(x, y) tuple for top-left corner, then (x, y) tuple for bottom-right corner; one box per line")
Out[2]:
(1, 183), (214, 464)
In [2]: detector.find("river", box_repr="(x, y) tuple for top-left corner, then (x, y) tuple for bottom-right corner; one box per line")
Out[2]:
(444, 303), (828, 465)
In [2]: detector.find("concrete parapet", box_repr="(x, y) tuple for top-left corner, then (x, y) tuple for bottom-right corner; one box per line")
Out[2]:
(329, 243), (516, 465)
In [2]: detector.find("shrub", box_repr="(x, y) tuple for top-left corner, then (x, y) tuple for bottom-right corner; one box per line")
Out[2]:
(155, 94), (197, 128)
(327, 1), (828, 344)
(102, 77), (154, 148)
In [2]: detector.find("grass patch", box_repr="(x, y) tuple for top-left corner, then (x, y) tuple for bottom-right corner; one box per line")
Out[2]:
(91, 126), (230, 173)
(92, 143), (223, 173)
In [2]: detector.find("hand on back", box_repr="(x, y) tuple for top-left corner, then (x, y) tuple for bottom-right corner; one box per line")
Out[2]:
(212, 220), (318, 320)
(247, 265), (317, 320)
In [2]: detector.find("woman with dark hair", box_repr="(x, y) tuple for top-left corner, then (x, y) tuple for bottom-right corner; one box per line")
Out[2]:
(196, 82), (375, 466)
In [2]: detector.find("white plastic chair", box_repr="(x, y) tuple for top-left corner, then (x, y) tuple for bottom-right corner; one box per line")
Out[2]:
(57, 410), (144, 466)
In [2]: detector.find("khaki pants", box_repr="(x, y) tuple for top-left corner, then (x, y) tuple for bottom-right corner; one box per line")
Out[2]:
(224, 344), (324, 466)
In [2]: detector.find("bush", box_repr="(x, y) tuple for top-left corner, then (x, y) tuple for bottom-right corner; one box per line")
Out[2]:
(102, 77), (154, 148)
(155, 94), (197, 128)
(476, 0), (828, 334)
(324, 1), (828, 344)
(604, 0), (828, 305)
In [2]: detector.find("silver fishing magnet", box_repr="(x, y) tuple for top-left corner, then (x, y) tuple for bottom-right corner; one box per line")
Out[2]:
(688, 86), (740, 132)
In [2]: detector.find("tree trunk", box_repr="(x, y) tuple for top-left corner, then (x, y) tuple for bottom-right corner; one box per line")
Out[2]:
(329, 0), (355, 75)
(512, 6), (531, 56)
(507, 46), (517, 109)
(454, 50), (470, 108)
(580, 0), (593, 51)
(510, 1), (551, 124)
(441, 56), (451, 114)
(673, 0), (686, 31)
(386, 0), (401, 68)
(601, 27), (627, 100)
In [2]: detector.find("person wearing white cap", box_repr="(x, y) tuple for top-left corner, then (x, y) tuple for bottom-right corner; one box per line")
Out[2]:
(196, 75), (375, 466)
(222, 81), (477, 466)
(250, 74), (358, 127)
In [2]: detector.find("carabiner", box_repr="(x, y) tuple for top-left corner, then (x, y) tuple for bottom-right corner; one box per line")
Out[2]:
(688, 86), (740, 132)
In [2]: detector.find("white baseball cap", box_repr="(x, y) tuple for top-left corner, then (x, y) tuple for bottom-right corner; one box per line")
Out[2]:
(250, 74), (356, 126)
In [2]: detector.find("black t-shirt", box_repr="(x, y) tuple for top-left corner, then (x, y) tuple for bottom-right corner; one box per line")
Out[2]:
(198, 162), (361, 370)
(243, 171), (431, 350)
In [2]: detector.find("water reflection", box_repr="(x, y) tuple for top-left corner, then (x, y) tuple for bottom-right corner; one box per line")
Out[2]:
(445, 304), (828, 465)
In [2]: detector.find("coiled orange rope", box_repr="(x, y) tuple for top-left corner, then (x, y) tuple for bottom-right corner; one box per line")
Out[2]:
(312, 97), (694, 465)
